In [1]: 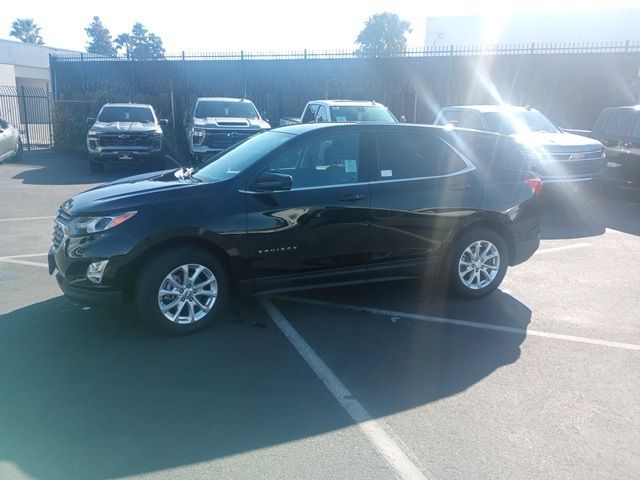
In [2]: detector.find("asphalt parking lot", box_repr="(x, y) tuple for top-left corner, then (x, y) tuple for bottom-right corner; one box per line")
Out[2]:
(0, 150), (639, 480)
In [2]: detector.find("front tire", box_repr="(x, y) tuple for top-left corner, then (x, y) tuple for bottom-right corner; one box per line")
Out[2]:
(134, 247), (229, 335)
(448, 228), (508, 298)
(13, 139), (23, 161)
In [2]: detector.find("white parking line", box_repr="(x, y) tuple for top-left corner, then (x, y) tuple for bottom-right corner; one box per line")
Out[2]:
(0, 258), (48, 268)
(534, 243), (591, 255)
(276, 296), (640, 352)
(0, 216), (55, 222)
(0, 253), (48, 260)
(259, 298), (430, 480)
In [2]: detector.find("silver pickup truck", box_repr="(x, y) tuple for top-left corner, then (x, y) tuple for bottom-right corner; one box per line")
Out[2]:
(280, 99), (398, 126)
(185, 97), (270, 162)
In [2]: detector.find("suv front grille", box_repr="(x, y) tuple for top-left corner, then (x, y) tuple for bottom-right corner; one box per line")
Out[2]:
(203, 131), (255, 150)
(537, 149), (604, 177)
(52, 208), (71, 251)
(99, 133), (149, 147)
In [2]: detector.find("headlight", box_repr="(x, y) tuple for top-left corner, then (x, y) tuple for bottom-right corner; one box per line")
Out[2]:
(73, 211), (137, 234)
(88, 131), (100, 138)
(191, 128), (205, 146)
(150, 131), (163, 137)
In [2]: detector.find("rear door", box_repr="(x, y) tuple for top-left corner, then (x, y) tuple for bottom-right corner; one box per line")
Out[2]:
(367, 129), (482, 279)
(598, 108), (638, 182)
(246, 130), (372, 292)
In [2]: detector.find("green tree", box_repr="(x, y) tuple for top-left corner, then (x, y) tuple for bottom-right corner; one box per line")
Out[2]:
(115, 22), (165, 59)
(85, 16), (116, 56)
(356, 12), (411, 56)
(10, 18), (44, 45)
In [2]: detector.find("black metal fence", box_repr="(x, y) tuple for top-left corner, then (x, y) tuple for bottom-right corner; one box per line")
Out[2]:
(0, 85), (53, 150)
(49, 41), (640, 151)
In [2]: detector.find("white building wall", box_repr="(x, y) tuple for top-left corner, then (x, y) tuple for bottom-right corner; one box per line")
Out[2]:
(425, 9), (640, 48)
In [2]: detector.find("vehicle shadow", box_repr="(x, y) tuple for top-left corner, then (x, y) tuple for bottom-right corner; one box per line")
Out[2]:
(6, 150), (184, 186)
(0, 284), (530, 479)
(539, 184), (640, 239)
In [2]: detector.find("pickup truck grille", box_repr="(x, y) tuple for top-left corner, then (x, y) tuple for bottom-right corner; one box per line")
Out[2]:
(99, 133), (149, 147)
(536, 149), (604, 178)
(52, 208), (71, 251)
(203, 131), (255, 150)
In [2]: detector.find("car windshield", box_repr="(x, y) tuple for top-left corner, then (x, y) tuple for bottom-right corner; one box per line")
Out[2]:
(329, 105), (396, 122)
(483, 110), (560, 134)
(97, 106), (155, 123)
(194, 101), (259, 119)
(195, 131), (292, 181)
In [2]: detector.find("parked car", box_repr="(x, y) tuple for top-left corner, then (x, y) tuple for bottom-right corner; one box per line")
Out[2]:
(434, 105), (606, 185)
(49, 123), (541, 335)
(87, 103), (168, 173)
(280, 100), (398, 126)
(185, 97), (270, 162)
(0, 116), (23, 162)
(589, 105), (640, 186)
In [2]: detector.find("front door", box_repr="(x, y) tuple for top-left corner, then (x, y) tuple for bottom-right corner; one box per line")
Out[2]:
(246, 131), (371, 293)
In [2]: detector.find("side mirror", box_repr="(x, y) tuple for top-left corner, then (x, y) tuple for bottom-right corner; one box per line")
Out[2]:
(159, 118), (169, 126)
(314, 116), (324, 123)
(251, 172), (293, 192)
(399, 115), (407, 123)
(86, 117), (96, 126)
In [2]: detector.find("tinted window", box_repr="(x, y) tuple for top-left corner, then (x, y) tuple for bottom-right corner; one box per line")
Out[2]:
(482, 110), (559, 134)
(603, 109), (635, 137)
(301, 104), (319, 123)
(330, 105), (396, 123)
(196, 131), (293, 182)
(98, 106), (155, 123)
(194, 101), (259, 119)
(266, 133), (360, 188)
(376, 133), (468, 180)
(436, 110), (465, 126)
(460, 113), (484, 131)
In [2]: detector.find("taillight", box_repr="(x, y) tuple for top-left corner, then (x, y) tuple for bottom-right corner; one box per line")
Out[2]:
(524, 177), (543, 197)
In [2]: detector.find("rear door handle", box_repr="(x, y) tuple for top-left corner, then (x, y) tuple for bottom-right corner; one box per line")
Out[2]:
(339, 193), (367, 202)
(449, 183), (471, 191)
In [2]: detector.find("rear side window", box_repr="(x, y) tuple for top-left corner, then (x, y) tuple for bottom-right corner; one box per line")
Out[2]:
(459, 112), (484, 131)
(603, 109), (636, 137)
(375, 133), (469, 180)
(436, 110), (464, 126)
(316, 105), (330, 122)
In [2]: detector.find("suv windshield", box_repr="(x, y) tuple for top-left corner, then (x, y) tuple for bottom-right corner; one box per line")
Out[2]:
(329, 105), (396, 123)
(195, 101), (259, 119)
(483, 110), (559, 134)
(196, 131), (292, 181)
(97, 106), (155, 123)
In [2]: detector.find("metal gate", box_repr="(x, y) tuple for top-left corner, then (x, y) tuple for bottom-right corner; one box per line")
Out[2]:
(0, 85), (53, 150)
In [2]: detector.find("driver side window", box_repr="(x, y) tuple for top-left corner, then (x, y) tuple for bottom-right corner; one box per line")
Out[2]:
(301, 104), (319, 123)
(266, 133), (361, 189)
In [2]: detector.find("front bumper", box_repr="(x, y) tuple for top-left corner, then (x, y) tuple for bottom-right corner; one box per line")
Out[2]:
(54, 268), (124, 308)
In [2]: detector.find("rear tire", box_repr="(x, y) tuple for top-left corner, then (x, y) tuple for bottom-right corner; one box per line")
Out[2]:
(134, 247), (230, 335)
(448, 228), (509, 298)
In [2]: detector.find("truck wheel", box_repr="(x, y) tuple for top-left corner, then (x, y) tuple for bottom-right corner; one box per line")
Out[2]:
(448, 228), (508, 298)
(134, 247), (229, 335)
(13, 140), (23, 161)
(89, 158), (103, 173)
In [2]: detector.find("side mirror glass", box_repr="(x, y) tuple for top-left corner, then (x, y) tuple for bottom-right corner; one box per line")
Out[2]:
(86, 117), (96, 126)
(159, 118), (169, 126)
(251, 172), (293, 192)
(399, 115), (407, 123)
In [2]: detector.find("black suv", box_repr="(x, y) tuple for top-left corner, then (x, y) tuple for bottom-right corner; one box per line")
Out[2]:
(590, 106), (640, 186)
(50, 123), (541, 334)
(87, 103), (168, 172)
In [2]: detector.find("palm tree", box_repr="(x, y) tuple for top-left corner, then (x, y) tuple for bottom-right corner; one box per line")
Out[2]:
(10, 18), (44, 45)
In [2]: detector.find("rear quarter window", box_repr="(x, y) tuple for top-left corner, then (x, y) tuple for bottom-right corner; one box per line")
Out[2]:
(602, 109), (636, 137)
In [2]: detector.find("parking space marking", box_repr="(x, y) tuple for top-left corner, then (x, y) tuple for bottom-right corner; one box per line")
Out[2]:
(534, 243), (591, 255)
(0, 258), (48, 268)
(0, 215), (55, 222)
(260, 298), (430, 480)
(0, 253), (48, 260)
(277, 296), (640, 352)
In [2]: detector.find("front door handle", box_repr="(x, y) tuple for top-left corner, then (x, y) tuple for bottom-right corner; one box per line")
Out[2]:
(339, 193), (367, 202)
(449, 183), (471, 191)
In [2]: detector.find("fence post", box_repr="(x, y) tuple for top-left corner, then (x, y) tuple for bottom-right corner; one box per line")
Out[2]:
(530, 42), (535, 54)
(304, 49), (307, 60)
(46, 85), (54, 147)
(80, 52), (86, 97)
(20, 86), (31, 151)
(625, 40), (629, 53)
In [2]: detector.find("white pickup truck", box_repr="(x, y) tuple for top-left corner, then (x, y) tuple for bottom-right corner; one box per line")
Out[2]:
(280, 100), (398, 126)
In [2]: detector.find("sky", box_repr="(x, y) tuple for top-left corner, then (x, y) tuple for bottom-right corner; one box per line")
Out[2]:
(2, 0), (640, 53)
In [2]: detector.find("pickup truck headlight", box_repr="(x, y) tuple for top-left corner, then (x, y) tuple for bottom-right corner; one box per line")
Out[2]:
(73, 211), (137, 234)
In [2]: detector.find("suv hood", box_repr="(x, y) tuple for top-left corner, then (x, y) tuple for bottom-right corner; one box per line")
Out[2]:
(63, 169), (208, 215)
(194, 117), (270, 129)
(511, 131), (602, 151)
(91, 121), (160, 133)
